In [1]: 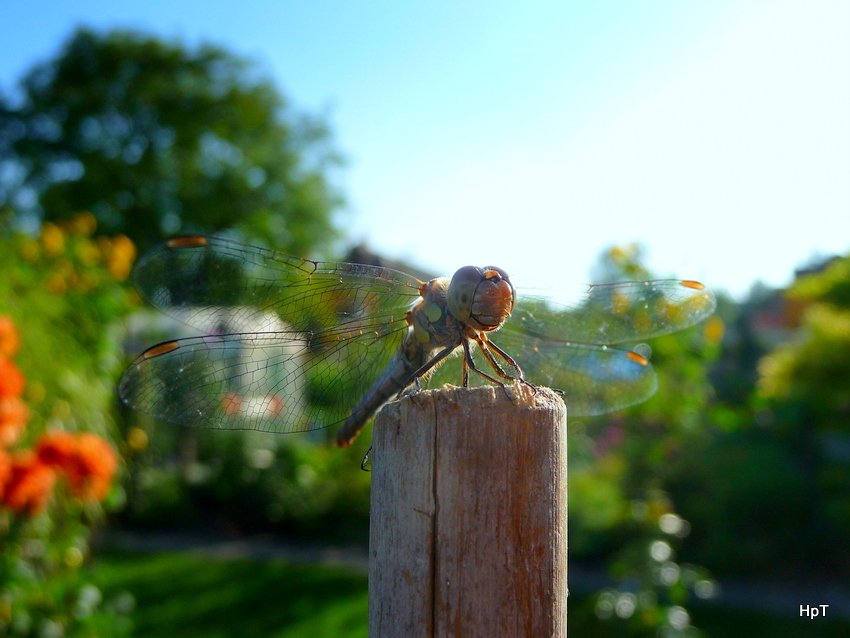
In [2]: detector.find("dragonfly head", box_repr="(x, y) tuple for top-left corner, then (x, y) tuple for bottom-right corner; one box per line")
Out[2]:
(447, 265), (516, 331)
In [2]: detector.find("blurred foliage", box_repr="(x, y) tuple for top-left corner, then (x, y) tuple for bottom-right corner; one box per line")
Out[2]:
(569, 245), (722, 636)
(121, 426), (372, 543)
(569, 246), (850, 634)
(755, 256), (850, 570)
(759, 256), (850, 422)
(0, 310), (130, 637)
(0, 211), (135, 439)
(0, 28), (342, 255)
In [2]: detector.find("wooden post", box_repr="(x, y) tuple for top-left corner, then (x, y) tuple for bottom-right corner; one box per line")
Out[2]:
(368, 384), (567, 637)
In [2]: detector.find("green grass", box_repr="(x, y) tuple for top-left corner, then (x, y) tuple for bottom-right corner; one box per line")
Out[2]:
(91, 550), (850, 637)
(90, 551), (368, 638)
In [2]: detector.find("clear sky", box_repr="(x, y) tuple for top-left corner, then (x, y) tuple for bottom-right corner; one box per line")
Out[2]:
(1, 0), (847, 298)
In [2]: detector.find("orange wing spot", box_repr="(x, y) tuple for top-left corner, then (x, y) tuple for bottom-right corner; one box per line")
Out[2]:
(143, 341), (181, 359)
(679, 280), (705, 290)
(166, 235), (208, 249)
(627, 350), (649, 366)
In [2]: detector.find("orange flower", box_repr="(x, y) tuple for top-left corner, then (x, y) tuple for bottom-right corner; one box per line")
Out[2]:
(1, 452), (56, 515)
(0, 359), (25, 398)
(36, 431), (78, 466)
(36, 431), (117, 501)
(0, 449), (10, 498)
(0, 397), (28, 447)
(0, 317), (18, 358)
(66, 433), (117, 501)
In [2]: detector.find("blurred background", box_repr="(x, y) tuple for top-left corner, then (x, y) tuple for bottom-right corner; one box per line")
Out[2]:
(0, 1), (848, 636)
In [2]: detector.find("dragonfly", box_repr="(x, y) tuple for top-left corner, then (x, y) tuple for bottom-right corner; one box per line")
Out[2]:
(118, 235), (716, 447)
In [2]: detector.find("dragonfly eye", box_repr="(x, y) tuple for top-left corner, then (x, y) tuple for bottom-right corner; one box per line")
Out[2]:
(448, 265), (515, 331)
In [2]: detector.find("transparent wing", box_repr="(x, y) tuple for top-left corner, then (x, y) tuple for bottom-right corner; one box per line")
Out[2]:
(509, 279), (716, 345)
(119, 328), (406, 433)
(120, 235), (423, 432)
(489, 332), (657, 416)
(430, 279), (714, 415)
(132, 235), (425, 334)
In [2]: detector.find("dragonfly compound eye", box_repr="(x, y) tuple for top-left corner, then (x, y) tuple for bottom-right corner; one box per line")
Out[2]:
(448, 265), (515, 331)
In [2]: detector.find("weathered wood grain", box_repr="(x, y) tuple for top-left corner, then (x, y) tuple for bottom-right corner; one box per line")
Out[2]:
(369, 384), (568, 637)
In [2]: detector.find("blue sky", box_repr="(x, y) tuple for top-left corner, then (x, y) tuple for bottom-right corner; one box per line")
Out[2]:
(1, 0), (848, 298)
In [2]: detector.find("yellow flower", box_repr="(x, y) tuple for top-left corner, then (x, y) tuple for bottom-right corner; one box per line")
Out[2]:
(70, 211), (97, 236)
(126, 427), (149, 452)
(106, 234), (137, 280)
(40, 222), (65, 256)
(703, 316), (725, 345)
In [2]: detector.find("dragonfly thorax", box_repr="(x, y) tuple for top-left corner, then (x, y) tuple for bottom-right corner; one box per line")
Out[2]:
(447, 265), (516, 332)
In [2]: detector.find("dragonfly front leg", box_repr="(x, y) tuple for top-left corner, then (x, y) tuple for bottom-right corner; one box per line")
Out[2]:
(461, 351), (470, 387)
(408, 342), (462, 385)
(461, 338), (508, 387)
(479, 335), (538, 395)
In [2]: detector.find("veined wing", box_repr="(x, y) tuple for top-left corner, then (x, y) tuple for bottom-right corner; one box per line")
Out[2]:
(119, 326), (406, 433)
(487, 331), (657, 416)
(132, 235), (425, 334)
(120, 235), (424, 433)
(473, 279), (714, 416)
(508, 279), (716, 345)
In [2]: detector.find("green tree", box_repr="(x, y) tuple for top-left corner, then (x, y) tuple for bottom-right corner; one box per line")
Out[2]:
(0, 28), (341, 254)
(756, 254), (850, 571)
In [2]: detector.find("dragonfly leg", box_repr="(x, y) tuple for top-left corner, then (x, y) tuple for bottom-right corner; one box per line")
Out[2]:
(461, 339), (509, 390)
(397, 376), (423, 399)
(481, 335), (523, 379)
(484, 336), (539, 395)
(409, 343), (462, 384)
(475, 335), (517, 381)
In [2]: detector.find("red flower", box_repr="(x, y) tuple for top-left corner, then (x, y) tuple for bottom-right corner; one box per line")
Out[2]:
(36, 431), (117, 501)
(1, 452), (56, 515)
(0, 397), (29, 447)
(0, 358), (25, 398)
(66, 433), (117, 501)
(36, 431), (77, 466)
(0, 449), (11, 498)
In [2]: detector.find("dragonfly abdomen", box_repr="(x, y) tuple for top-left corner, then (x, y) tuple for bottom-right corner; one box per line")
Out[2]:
(335, 348), (423, 447)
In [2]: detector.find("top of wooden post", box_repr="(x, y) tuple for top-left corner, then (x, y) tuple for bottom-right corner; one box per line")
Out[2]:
(369, 384), (568, 638)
